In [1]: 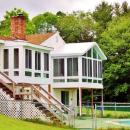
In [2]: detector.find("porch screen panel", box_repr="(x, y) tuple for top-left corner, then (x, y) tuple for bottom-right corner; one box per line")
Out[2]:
(67, 58), (78, 76)
(14, 48), (19, 69)
(73, 58), (78, 76)
(88, 59), (92, 77)
(98, 61), (102, 78)
(93, 60), (97, 77)
(44, 53), (49, 71)
(25, 49), (32, 69)
(82, 58), (87, 76)
(35, 51), (41, 70)
(67, 58), (72, 76)
(53, 59), (64, 76)
(3, 49), (9, 69)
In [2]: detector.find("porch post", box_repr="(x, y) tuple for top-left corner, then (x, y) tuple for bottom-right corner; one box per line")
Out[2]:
(91, 88), (94, 116)
(101, 89), (104, 117)
(79, 87), (82, 116)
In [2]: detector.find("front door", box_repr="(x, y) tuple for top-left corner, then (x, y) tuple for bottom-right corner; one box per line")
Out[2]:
(61, 91), (69, 106)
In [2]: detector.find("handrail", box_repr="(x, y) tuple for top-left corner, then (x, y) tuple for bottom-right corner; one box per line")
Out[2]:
(0, 71), (16, 84)
(32, 85), (71, 113)
(32, 85), (64, 113)
(0, 79), (13, 92)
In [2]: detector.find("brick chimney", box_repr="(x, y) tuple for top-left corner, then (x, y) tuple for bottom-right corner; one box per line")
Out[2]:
(11, 14), (26, 40)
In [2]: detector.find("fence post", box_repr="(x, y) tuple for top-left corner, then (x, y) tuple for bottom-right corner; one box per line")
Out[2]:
(115, 102), (116, 111)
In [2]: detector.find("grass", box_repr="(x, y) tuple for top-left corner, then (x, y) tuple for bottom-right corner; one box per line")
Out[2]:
(0, 114), (76, 130)
(97, 110), (130, 118)
(80, 106), (130, 118)
(98, 128), (130, 130)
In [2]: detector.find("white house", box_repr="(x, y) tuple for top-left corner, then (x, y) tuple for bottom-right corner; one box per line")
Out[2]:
(0, 14), (107, 119)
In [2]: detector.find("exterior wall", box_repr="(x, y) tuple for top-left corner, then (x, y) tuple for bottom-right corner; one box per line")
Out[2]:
(52, 88), (77, 107)
(41, 32), (65, 50)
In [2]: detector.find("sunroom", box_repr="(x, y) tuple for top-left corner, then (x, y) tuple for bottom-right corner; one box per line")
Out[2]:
(50, 42), (107, 88)
(0, 40), (52, 84)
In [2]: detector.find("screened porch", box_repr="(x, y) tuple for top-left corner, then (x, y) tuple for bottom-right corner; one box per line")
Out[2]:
(52, 47), (103, 84)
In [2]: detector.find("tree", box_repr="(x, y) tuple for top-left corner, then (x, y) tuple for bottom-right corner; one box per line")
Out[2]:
(56, 11), (66, 17)
(114, 3), (121, 16)
(99, 14), (130, 101)
(92, 1), (113, 40)
(56, 12), (95, 43)
(121, 1), (130, 14)
(32, 12), (57, 33)
(0, 8), (35, 36)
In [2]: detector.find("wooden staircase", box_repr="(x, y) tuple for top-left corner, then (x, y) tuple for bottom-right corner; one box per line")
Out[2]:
(0, 71), (74, 126)
(31, 85), (73, 126)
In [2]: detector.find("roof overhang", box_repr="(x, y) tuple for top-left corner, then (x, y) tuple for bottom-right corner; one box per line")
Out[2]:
(51, 42), (107, 60)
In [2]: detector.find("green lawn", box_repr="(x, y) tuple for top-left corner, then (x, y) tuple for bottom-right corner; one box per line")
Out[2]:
(0, 114), (76, 130)
(80, 106), (130, 118)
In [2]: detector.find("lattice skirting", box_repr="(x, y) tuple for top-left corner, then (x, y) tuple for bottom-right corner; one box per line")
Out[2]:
(0, 100), (44, 119)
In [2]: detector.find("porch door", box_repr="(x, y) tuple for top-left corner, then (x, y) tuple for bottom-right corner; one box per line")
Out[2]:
(61, 91), (69, 106)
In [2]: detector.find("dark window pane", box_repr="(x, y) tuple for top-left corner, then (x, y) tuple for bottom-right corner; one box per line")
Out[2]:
(67, 58), (72, 76)
(88, 59), (92, 77)
(98, 61), (102, 78)
(35, 51), (41, 70)
(93, 48), (97, 59)
(4, 49), (9, 69)
(14, 71), (19, 76)
(73, 58), (78, 76)
(82, 58), (87, 76)
(14, 48), (19, 69)
(93, 60), (97, 77)
(87, 49), (91, 57)
(53, 59), (64, 76)
(67, 58), (78, 76)
(25, 71), (32, 76)
(25, 49), (32, 69)
(44, 53), (49, 71)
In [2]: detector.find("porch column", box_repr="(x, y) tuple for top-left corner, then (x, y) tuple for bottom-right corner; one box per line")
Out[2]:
(48, 84), (51, 99)
(79, 87), (82, 116)
(101, 89), (104, 117)
(91, 88), (94, 116)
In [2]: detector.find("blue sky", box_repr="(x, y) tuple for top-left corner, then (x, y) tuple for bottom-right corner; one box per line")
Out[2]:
(0, 0), (129, 20)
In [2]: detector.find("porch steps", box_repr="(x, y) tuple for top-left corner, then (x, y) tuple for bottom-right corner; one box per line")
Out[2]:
(0, 71), (73, 126)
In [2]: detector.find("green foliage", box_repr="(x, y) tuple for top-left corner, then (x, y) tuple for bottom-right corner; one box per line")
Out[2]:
(32, 12), (57, 33)
(56, 12), (95, 43)
(0, 8), (35, 36)
(93, 1), (113, 39)
(99, 14), (130, 100)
